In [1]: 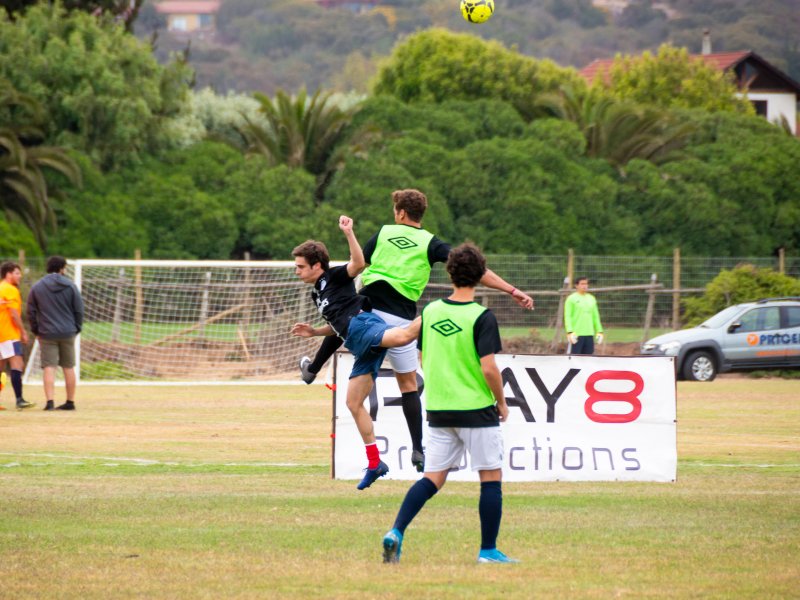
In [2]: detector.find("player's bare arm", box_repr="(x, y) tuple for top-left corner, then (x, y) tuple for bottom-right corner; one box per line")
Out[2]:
(9, 307), (28, 344)
(479, 269), (534, 310)
(480, 353), (508, 422)
(339, 215), (365, 278)
(291, 323), (335, 338)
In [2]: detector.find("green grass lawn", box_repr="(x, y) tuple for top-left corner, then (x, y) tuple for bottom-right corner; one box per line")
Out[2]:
(1, 380), (798, 598)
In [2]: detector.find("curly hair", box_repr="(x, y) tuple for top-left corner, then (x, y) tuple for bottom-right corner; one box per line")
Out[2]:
(292, 240), (330, 271)
(446, 243), (486, 288)
(0, 262), (20, 279)
(392, 189), (427, 222)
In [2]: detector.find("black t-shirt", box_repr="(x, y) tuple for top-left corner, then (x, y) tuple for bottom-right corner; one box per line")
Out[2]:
(360, 230), (451, 320)
(418, 300), (503, 428)
(311, 264), (369, 339)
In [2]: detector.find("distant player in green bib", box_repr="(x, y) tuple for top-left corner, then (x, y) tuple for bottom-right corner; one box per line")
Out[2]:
(381, 243), (518, 565)
(564, 276), (604, 355)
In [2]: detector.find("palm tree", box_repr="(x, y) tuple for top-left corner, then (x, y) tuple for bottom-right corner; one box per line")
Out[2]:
(236, 88), (364, 200)
(538, 86), (694, 172)
(0, 79), (82, 246)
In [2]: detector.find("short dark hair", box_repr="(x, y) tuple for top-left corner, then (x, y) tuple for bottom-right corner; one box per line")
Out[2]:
(392, 189), (427, 222)
(575, 276), (589, 285)
(446, 243), (486, 288)
(1, 262), (20, 278)
(292, 240), (330, 271)
(46, 256), (67, 274)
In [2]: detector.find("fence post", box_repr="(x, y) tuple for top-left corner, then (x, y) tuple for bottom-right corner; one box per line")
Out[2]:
(242, 251), (252, 331)
(111, 267), (125, 343)
(17, 249), (25, 267)
(643, 273), (657, 344)
(551, 276), (570, 351)
(567, 248), (574, 288)
(134, 249), (143, 344)
(672, 247), (681, 330)
(778, 247), (785, 275)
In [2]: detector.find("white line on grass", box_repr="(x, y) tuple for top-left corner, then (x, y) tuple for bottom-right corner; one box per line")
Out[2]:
(0, 452), (325, 468)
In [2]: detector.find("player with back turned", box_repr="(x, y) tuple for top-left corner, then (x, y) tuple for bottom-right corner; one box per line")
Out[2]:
(381, 242), (517, 564)
(299, 189), (533, 473)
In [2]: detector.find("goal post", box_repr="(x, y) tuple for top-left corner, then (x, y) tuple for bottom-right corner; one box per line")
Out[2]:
(23, 259), (326, 385)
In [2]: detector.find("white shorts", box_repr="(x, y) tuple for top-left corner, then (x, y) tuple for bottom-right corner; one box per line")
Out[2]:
(0, 340), (22, 359)
(372, 309), (419, 373)
(425, 426), (504, 472)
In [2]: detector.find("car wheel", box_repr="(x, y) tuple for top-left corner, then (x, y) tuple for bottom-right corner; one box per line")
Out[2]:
(682, 351), (717, 382)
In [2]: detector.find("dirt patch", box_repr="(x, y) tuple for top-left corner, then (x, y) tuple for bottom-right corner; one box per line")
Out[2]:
(503, 337), (642, 357)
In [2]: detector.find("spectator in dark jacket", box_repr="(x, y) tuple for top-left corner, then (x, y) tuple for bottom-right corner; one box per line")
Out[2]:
(27, 256), (84, 411)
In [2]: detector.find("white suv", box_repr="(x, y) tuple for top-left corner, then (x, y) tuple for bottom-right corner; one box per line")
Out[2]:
(641, 298), (800, 381)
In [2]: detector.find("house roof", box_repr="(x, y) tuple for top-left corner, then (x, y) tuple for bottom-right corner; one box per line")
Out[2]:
(579, 50), (800, 95)
(155, 1), (221, 15)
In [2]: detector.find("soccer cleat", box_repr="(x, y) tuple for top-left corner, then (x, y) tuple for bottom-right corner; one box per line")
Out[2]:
(411, 449), (425, 473)
(356, 460), (389, 490)
(382, 528), (403, 563)
(299, 356), (316, 384)
(56, 401), (75, 411)
(16, 399), (36, 410)
(477, 548), (519, 564)
(43, 400), (55, 411)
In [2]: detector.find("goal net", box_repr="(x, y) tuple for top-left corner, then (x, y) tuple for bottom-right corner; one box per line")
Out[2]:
(23, 259), (326, 385)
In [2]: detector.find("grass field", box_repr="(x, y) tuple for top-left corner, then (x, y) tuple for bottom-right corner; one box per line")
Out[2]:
(1, 379), (798, 599)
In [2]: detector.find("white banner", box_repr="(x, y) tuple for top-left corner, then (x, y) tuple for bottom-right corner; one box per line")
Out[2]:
(333, 353), (676, 482)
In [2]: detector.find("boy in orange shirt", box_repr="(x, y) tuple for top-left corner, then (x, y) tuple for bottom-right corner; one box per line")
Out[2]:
(0, 262), (34, 409)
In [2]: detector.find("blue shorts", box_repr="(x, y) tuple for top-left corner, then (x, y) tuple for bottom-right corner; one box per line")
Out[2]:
(344, 312), (390, 380)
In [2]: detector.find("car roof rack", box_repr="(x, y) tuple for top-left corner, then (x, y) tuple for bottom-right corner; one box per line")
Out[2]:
(755, 297), (800, 304)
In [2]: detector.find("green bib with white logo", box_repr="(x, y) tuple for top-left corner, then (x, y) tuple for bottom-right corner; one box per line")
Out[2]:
(421, 299), (494, 412)
(361, 224), (434, 301)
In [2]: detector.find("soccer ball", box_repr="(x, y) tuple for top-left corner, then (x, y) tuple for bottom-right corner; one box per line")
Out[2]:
(460, 0), (494, 23)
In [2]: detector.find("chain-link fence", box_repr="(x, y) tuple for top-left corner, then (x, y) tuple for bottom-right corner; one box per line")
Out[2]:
(419, 253), (799, 339)
(4, 252), (798, 346)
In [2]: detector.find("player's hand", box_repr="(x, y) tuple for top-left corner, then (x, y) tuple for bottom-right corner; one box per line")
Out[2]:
(511, 289), (534, 310)
(291, 323), (316, 338)
(596, 332), (604, 345)
(20, 330), (29, 344)
(338, 215), (353, 234)
(567, 332), (578, 345)
(496, 402), (509, 422)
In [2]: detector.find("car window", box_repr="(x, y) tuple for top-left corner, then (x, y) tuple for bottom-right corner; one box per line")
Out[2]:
(701, 305), (745, 328)
(737, 307), (781, 332)
(786, 306), (800, 328)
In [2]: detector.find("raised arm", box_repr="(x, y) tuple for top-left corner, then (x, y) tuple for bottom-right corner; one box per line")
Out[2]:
(480, 269), (534, 310)
(339, 215), (365, 278)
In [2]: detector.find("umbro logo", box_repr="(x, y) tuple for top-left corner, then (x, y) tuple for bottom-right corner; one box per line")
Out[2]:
(431, 319), (462, 337)
(388, 236), (418, 250)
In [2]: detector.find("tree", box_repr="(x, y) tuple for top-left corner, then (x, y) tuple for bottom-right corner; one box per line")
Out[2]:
(537, 86), (695, 171)
(372, 28), (585, 121)
(0, 78), (81, 247)
(237, 88), (363, 200)
(682, 264), (800, 326)
(1, 0), (145, 32)
(596, 45), (754, 114)
(0, 3), (191, 169)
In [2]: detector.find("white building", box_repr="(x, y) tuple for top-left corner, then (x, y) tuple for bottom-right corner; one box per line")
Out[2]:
(580, 49), (800, 135)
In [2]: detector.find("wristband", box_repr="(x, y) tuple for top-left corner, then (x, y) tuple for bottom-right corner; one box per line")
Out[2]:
(509, 287), (517, 296)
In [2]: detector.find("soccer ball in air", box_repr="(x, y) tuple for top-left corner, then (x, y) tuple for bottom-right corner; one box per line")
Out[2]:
(460, 0), (494, 23)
